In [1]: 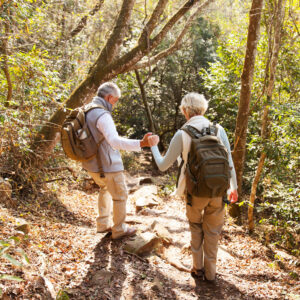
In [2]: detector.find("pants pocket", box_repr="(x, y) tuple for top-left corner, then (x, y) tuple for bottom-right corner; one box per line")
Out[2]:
(112, 173), (128, 201)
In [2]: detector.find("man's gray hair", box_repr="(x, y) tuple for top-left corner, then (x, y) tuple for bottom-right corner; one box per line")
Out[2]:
(180, 93), (208, 117)
(97, 82), (121, 98)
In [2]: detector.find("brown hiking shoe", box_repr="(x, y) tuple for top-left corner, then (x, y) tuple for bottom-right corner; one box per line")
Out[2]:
(112, 227), (137, 240)
(204, 275), (216, 285)
(191, 268), (204, 279)
(97, 227), (112, 233)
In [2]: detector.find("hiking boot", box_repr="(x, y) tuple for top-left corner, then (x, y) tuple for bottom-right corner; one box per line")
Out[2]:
(112, 227), (137, 240)
(204, 275), (216, 285)
(97, 227), (112, 233)
(191, 267), (204, 279)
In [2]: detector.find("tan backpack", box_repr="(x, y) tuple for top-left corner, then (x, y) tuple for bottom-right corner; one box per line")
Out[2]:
(61, 103), (106, 172)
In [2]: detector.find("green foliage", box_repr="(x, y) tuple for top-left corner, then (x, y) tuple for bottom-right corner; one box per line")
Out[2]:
(115, 17), (219, 146)
(158, 174), (177, 196)
(56, 290), (70, 300)
(121, 151), (140, 173)
(200, 29), (257, 140)
(198, 0), (299, 253)
(0, 236), (30, 283)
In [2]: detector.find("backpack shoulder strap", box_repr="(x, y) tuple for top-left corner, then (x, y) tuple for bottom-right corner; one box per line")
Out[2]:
(83, 103), (106, 113)
(86, 104), (107, 178)
(209, 122), (219, 136)
(181, 125), (203, 139)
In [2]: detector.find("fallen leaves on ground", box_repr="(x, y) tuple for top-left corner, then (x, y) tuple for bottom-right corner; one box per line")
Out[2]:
(0, 163), (299, 300)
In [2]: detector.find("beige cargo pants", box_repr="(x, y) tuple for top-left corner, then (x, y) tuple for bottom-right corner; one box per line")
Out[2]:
(186, 195), (225, 280)
(88, 171), (128, 239)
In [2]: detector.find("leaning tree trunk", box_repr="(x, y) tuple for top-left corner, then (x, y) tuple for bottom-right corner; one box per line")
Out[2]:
(33, 0), (215, 158)
(248, 0), (286, 232)
(34, 0), (137, 155)
(135, 70), (156, 133)
(230, 0), (264, 220)
(0, 21), (12, 107)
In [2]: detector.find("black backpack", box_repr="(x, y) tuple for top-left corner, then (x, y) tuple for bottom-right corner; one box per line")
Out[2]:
(181, 124), (230, 200)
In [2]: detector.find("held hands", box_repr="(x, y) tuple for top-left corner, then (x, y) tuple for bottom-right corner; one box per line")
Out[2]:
(140, 133), (160, 148)
(228, 189), (238, 204)
(148, 135), (159, 147)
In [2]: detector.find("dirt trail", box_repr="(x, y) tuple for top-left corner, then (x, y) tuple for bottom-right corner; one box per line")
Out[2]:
(0, 158), (299, 299)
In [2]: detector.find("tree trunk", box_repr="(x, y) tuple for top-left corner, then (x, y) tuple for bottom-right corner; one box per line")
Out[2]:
(0, 22), (12, 106)
(248, 152), (266, 231)
(135, 70), (156, 133)
(230, 0), (264, 219)
(34, 0), (137, 154)
(248, 0), (286, 232)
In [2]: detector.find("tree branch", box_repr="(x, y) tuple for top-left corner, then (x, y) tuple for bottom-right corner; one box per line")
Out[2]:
(68, 0), (105, 40)
(99, 0), (202, 80)
(90, 0), (136, 68)
(132, 0), (215, 71)
(135, 69), (156, 133)
(248, 0), (286, 232)
(138, 0), (169, 45)
(148, 0), (202, 51)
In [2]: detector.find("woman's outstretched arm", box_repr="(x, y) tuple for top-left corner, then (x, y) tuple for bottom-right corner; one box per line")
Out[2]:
(149, 131), (183, 171)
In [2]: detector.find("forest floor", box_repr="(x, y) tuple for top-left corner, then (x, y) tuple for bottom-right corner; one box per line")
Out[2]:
(0, 152), (299, 300)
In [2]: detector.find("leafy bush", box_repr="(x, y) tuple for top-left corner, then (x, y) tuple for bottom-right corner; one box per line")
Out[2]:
(0, 234), (30, 294)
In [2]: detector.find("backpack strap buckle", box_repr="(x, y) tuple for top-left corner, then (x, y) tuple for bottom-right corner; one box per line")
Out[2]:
(182, 124), (218, 138)
(182, 125), (203, 139)
(209, 122), (218, 136)
(201, 127), (211, 136)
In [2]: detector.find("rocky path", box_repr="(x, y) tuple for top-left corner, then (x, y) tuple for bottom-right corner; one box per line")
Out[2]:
(0, 169), (299, 299)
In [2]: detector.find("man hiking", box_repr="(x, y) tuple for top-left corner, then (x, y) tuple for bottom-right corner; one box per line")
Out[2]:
(82, 82), (155, 239)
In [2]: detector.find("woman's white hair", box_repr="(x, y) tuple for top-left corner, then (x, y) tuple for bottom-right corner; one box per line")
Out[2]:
(97, 82), (121, 98)
(179, 92), (208, 117)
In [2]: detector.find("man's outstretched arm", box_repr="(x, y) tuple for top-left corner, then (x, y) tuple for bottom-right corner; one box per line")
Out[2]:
(97, 113), (154, 150)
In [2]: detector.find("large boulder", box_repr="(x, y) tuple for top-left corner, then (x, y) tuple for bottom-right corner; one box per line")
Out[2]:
(125, 174), (140, 194)
(130, 185), (160, 212)
(150, 221), (172, 245)
(124, 232), (160, 256)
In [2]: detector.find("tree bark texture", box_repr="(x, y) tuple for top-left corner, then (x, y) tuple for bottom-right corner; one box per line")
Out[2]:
(0, 22), (12, 106)
(135, 70), (156, 133)
(69, 0), (105, 40)
(248, 152), (266, 231)
(34, 0), (215, 155)
(230, 0), (264, 219)
(248, 0), (286, 232)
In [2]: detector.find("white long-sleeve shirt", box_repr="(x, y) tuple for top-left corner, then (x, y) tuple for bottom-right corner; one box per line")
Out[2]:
(96, 113), (141, 152)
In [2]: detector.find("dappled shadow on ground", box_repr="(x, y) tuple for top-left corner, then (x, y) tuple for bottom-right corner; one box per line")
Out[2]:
(193, 277), (260, 300)
(234, 273), (279, 283)
(66, 235), (180, 299)
(65, 234), (253, 300)
(6, 189), (93, 228)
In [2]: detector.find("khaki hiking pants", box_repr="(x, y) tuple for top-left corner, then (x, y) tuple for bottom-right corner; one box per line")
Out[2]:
(88, 171), (128, 239)
(186, 195), (225, 280)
